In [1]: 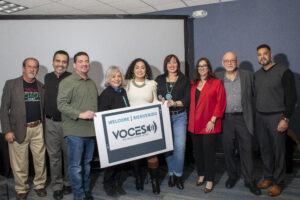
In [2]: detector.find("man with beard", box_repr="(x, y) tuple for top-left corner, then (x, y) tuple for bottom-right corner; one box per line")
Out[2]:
(57, 52), (98, 200)
(44, 50), (72, 200)
(255, 44), (297, 196)
(0, 58), (47, 200)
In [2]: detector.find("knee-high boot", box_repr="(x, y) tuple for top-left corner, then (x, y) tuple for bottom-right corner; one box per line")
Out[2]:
(132, 162), (143, 190)
(149, 168), (160, 194)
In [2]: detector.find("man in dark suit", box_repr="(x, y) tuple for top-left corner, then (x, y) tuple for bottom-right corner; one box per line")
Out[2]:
(0, 58), (47, 200)
(215, 52), (261, 195)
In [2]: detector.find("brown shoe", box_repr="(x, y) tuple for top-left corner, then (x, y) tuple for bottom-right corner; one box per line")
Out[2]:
(34, 188), (47, 197)
(16, 192), (28, 200)
(269, 185), (282, 196)
(258, 180), (272, 189)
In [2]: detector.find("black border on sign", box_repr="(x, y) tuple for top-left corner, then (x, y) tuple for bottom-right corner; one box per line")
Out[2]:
(101, 104), (166, 163)
(0, 14), (190, 76)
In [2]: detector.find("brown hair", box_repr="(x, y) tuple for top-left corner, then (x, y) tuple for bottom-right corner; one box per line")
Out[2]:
(192, 57), (216, 85)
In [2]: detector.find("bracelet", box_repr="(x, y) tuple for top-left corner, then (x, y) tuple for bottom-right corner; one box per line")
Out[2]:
(173, 101), (177, 107)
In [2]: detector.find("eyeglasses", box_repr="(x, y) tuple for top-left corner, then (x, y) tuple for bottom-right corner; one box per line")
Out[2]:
(223, 59), (237, 64)
(197, 64), (208, 68)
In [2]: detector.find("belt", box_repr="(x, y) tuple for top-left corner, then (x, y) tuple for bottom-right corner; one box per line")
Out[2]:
(225, 112), (243, 115)
(26, 120), (42, 128)
(170, 109), (185, 116)
(46, 115), (61, 122)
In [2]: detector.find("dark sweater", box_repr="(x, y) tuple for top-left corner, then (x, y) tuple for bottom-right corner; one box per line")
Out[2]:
(254, 63), (297, 118)
(98, 86), (130, 112)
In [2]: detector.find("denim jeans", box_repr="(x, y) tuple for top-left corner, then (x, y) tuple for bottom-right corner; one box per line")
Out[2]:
(165, 111), (187, 176)
(66, 136), (95, 200)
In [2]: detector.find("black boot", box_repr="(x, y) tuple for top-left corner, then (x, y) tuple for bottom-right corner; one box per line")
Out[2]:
(115, 173), (126, 195)
(133, 165), (143, 190)
(149, 168), (160, 194)
(174, 175), (184, 190)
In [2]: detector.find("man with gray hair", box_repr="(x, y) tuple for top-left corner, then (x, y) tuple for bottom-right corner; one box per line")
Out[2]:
(216, 52), (261, 195)
(1, 57), (47, 200)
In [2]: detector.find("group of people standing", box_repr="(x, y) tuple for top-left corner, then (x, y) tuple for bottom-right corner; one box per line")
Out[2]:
(0, 43), (297, 200)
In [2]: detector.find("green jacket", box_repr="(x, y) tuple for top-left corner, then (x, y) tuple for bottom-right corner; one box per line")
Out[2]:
(57, 72), (98, 137)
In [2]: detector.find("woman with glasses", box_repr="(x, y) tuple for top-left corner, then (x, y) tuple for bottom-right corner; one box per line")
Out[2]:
(188, 57), (226, 193)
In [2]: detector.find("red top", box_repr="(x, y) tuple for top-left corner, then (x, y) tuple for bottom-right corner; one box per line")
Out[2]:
(188, 79), (226, 134)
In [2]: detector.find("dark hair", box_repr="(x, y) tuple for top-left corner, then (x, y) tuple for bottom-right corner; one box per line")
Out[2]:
(163, 54), (181, 76)
(257, 44), (271, 51)
(53, 50), (69, 63)
(22, 57), (39, 68)
(192, 57), (216, 85)
(74, 51), (89, 63)
(125, 58), (153, 80)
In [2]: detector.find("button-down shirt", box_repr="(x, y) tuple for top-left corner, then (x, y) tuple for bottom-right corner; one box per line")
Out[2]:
(224, 71), (243, 113)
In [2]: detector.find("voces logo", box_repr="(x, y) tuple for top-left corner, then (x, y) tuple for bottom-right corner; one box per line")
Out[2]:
(112, 121), (157, 139)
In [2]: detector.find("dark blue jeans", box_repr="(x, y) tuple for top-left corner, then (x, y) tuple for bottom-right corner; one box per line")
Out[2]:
(66, 136), (95, 200)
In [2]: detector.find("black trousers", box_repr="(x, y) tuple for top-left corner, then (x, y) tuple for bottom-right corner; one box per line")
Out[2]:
(222, 114), (254, 184)
(190, 133), (218, 182)
(256, 112), (286, 185)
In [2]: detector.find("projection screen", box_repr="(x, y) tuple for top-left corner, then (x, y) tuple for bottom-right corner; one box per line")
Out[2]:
(0, 15), (188, 131)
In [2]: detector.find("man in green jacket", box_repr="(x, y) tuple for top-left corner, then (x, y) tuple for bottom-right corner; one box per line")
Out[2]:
(57, 52), (98, 200)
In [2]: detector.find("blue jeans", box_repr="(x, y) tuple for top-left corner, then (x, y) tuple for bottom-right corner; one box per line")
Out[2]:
(66, 136), (95, 200)
(165, 111), (187, 176)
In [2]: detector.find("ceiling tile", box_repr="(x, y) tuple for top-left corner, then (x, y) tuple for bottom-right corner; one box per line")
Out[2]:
(81, 4), (126, 14)
(154, 2), (186, 10)
(8, 0), (53, 7)
(31, 2), (87, 14)
(126, 6), (156, 14)
(183, 0), (219, 6)
(142, 0), (181, 6)
(108, 0), (148, 10)
(58, 0), (102, 9)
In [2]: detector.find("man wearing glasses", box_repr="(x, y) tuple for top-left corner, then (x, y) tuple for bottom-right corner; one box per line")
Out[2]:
(216, 52), (261, 195)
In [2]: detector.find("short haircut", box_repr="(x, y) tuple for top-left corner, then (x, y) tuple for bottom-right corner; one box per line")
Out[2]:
(53, 50), (69, 63)
(104, 66), (124, 87)
(257, 44), (271, 51)
(163, 54), (181, 76)
(22, 57), (39, 68)
(74, 51), (89, 63)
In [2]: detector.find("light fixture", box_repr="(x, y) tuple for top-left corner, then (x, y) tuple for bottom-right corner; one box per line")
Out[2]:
(192, 9), (208, 18)
(0, 0), (28, 14)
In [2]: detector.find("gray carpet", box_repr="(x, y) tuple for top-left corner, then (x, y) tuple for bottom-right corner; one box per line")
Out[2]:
(1, 156), (299, 200)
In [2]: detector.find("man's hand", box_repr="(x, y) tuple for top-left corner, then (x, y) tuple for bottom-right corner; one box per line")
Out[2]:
(277, 119), (288, 132)
(5, 132), (15, 143)
(79, 110), (96, 119)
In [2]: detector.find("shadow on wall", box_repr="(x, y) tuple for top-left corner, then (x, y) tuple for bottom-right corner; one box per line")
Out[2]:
(36, 65), (49, 83)
(68, 59), (104, 95)
(274, 53), (300, 138)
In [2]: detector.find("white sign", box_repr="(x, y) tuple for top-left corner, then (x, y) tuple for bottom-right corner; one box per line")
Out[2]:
(94, 103), (173, 168)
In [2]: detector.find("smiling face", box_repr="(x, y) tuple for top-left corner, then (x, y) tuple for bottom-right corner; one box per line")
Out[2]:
(53, 53), (68, 75)
(257, 47), (272, 66)
(197, 60), (209, 78)
(73, 55), (90, 77)
(133, 61), (146, 80)
(109, 71), (122, 88)
(166, 56), (178, 74)
(222, 52), (238, 72)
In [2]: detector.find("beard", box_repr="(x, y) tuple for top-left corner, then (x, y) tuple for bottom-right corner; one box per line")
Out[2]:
(27, 73), (36, 79)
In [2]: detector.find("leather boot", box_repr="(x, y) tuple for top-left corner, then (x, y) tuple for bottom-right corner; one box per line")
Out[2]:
(149, 168), (160, 194)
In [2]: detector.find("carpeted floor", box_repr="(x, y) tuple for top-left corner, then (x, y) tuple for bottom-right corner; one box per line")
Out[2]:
(1, 155), (299, 200)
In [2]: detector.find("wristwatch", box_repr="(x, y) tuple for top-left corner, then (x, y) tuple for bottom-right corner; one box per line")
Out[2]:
(282, 117), (290, 123)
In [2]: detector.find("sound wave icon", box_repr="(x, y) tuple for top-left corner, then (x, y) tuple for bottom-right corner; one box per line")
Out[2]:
(146, 121), (157, 133)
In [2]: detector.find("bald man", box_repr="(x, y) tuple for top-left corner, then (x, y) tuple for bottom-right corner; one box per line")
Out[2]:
(215, 52), (261, 195)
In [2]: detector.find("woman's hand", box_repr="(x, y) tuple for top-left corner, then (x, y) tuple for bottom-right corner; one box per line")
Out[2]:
(167, 100), (176, 108)
(206, 121), (215, 133)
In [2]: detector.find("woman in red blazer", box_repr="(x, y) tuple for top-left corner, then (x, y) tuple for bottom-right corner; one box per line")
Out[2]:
(188, 57), (226, 193)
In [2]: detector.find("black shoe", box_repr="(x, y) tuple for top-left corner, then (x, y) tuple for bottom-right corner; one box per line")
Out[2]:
(85, 191), (93, 200)
(104, 183), (117, 197)
(133, 167), (144, 190)
(245, 182), (262, 195)
(149, 168), (160, 194)
(53, 190), (63, 200)
(174, 175), (184, 190)
(63, 185), (72, 195)
(116, 183), (126, 195)
(225, 178), (237, 189)
(168, 175), (175, 187)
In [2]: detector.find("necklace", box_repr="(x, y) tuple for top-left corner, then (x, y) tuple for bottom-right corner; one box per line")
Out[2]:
(132, 79), (146, 88)
(165, 76), (178, 100)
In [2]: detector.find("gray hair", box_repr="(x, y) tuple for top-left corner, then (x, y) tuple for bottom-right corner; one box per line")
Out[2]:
(104, 66), (124, 87)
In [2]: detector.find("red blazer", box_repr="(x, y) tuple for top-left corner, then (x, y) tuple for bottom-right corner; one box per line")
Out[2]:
(188, 79), (226, 134)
